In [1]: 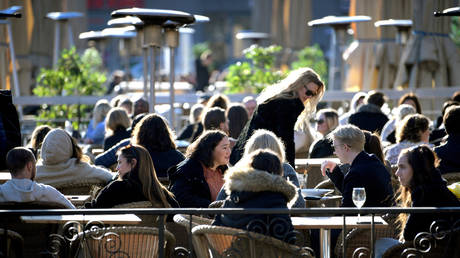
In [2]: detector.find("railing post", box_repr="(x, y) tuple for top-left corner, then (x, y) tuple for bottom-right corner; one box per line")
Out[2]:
(189, 214), (193, 258)
(342, 215), (346, 258)
(158, 215), (165, 258)
(371, 214), (375, 258)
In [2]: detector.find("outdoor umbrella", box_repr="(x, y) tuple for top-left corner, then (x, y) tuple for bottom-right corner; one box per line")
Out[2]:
(394, 0), (460, 89)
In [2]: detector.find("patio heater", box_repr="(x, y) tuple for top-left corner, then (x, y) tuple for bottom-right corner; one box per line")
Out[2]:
(0, 6), (22, 119)
(78, 30), (107, 66)
(46, 12), (83, 68)
(235, 31), (270, 47)
(101, 27), (137, 78)
(375, 19), (413, 45)
(434, 6), (460, 16)
(308, 16), (371, 91)
(111, 8), (195, 114)
(107, 16), (146, 98)
(162, 14), (205, 129)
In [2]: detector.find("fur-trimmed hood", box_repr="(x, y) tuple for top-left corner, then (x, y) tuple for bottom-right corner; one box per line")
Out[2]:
(224, 166), (298, 206)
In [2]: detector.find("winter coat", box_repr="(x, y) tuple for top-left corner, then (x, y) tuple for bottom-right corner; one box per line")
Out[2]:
(216, 162), (305, 208)
(434, 134), (460, 174)
(0, 178), (75, 208)
(349, 103), (388, 134)
(35, 129), (113, 187)
(213, 166), (298, 244)
(230, 97), (305, 167)
(168, 158), (225, 208)
(0, 90), (21, 170)
(327, 151), (394, 207)
(403, 169), (460, 241)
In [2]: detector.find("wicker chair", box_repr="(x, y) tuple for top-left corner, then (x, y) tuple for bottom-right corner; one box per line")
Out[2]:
(0, 201), (68, 257)
(382, 232), (460, 258)
(172, 214), (213, 258)
(54, 178), (107, 195)
(113, 201), (159, 227)
(192, 224), (314, 258)
(76, 226), (175, 258)
(443, 172), (460, 185)
(334, 214), (399, 258)
(0, 229), (24, 258)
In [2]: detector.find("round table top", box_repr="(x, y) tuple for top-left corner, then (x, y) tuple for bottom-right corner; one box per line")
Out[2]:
(308, 15), (371, 26)
(111, 8), (195, 26)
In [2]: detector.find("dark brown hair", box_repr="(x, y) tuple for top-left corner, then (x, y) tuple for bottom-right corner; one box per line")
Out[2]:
(186, 130), (227, 169)
(396, 114), (429, 143)
(206, 94), (230, 110)
(398, 93), (422, 114)
(444, 105), (460, 135)
(30, 125), (52, 151)
(249, 149), (282, 176)
(133, 114), (176, 152)
(363, 130), (385, 162)
(203, 107), (226, 131)
(6, 147), (35, 176)
(226, 104), (249, 139)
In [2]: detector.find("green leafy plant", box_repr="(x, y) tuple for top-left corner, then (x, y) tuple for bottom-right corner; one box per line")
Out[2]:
(225, 45), (285, 93)
(451, 17), (460, 50)
(291, 44), (328, 86)
(33, 47), (106, 129)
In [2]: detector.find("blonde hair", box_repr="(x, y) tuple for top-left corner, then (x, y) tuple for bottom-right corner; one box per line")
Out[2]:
(257, 67), (325, 132)
(92, 99), (111, 127)
(317, 108), (339, 134)
(105, 107), (131, 136)
(244, 129), (286, 162)
(330, 125), (365, 152)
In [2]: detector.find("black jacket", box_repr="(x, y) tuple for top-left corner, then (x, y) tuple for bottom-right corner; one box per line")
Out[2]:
(85, 178), (179, 208)
(230, 97), (304, 167)
(213, 167), (297, 244)
(327, 151), (394, 207)
(103, 127), (131, 151)
(434, 134), (460, 174)
(168, 158), (225, 208)
(148, 149), (185, 178)
(403, 170), (460, 241)
(348, 104), (388, 134)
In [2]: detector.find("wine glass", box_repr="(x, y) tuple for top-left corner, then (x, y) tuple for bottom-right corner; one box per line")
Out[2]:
(352, 187), (366, 223)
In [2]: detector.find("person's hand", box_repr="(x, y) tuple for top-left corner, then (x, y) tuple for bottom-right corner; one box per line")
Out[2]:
(321, 160), (337, 176)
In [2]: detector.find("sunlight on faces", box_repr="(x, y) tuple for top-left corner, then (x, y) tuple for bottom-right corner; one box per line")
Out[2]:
(316, 113), (328, 136)
(212, 136), (231, 168)
(396, 153), (413, 187)
(297, 82), (319, 103)
(117, 154), (134, 179)
(333, 140), (349, 163)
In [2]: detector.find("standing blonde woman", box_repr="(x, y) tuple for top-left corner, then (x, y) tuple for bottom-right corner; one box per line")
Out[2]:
(230, 67), (325, 166)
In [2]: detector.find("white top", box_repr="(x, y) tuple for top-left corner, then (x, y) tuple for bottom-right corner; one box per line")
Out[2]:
(0, 178), (75, 209)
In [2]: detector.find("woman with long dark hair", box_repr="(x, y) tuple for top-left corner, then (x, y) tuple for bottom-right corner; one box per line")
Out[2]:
(375, 146), (459, 257)
(169, 130), (230, 208)
(85, 144), (178, 208)
(230, 67), (325, 167)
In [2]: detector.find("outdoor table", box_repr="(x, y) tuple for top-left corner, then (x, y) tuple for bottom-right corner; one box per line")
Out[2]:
(295, 158), (340, 188)
(65, 195), (91, 206)
(20, 214), (141, 225)
(292, 216), (387, 258)
(0, 172), (11, 184)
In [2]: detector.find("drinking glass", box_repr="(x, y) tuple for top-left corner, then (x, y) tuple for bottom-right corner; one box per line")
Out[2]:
(352, 187), (366, 223)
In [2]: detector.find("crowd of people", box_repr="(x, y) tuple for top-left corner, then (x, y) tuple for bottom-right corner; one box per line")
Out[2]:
(1, 66), (459, 257)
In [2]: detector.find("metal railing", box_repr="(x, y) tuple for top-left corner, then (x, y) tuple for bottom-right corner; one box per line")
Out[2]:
(0, 207), (459, 258)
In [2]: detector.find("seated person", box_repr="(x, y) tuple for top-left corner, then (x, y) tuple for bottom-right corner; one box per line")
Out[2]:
(381, 104), (416, 145)
(213, 149), (297, 244)
(84, 99), (111, 145)
(85, 145), (178, 208)
(309, 108), (339, 158)
(169, 130), (230, 208)
(203, 107), (229, 133)
(384, 114), (432, 165)
(103, 107), (131, 151)
(35, 129), (113, 187)
(348, 90), (389, 134)
(435, 106), (460, 174)
(0, 147), (75, 208)
(322, 125), (394, 207)
(28, 125), (52, 158)
(176, 103), (204, 142)
(375, 146), (460, 257)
